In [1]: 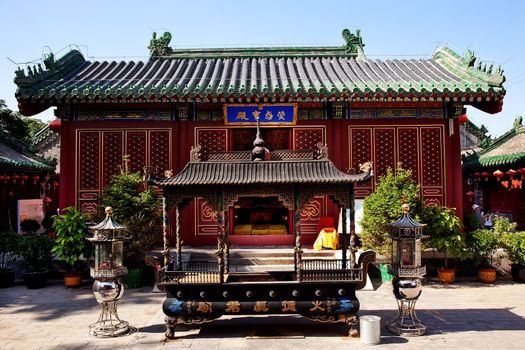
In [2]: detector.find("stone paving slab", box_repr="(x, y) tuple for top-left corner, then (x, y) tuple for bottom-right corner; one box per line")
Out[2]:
(1, 277), (524, 349)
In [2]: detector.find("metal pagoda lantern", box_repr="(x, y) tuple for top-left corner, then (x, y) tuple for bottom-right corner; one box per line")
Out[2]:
(88, 207), (130, 337)
(386, 203), (427, 336)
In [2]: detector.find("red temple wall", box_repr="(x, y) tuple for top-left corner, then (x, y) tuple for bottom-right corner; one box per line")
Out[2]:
(60, 115), (462, 246)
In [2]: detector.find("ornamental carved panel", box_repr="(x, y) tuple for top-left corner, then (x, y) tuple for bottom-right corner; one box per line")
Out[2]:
(79, 131), (100, 191)
(421, 127), (444, 205)
(195, 197), (219, 236)
(78, 131), (101, 215)
(102, 132), (123, 188)
(150, 130), (171, 177)
(300, 196), (326, 235)
(373, 128), (395, 179)
(349, 128), (372, 196)
(293, 128), (324, 150)
(197, 129), (228, 159)
(397, 128), (419, 182)
(126, 131), (147, 173)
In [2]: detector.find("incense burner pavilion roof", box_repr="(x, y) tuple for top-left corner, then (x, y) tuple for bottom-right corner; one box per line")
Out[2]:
(14, 29), (505, 116)
(149, 158), (371, 187)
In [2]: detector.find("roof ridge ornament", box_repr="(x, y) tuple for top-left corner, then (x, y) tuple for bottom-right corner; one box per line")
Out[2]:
(190, 144), (202, 162)
(148, 32), (174, 59)
(252, 117), (268, 161)
(316, 142), (328, 159)
(342, 29), (366, 58)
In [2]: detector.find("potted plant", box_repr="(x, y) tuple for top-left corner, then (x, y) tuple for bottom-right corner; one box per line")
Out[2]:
(100, 156), (162, 288)
(0, 231), (21, 288)
(421, 205), (463, 283)
(52, 206), (90, 287)
(466, 229), (501, 283)
(19, 234), (54, 289)
(503, 232), (525, 283)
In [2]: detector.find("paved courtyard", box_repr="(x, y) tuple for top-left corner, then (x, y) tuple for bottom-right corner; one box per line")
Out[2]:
(1, 277), (524, 350)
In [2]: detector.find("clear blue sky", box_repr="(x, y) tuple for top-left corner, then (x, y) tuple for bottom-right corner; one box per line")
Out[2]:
(1, 0), (524, 137)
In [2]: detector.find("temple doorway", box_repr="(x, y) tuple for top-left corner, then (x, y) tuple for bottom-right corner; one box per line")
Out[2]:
(232, 196), (291, 236)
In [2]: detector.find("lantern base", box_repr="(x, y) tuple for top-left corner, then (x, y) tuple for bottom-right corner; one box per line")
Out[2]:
(386, 299), (426, 336)
(89, 301), (132, 337)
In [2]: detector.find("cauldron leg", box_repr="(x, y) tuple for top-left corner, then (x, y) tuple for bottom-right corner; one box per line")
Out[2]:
(348, 315), (359, 337)
(165, 316), (177, 339)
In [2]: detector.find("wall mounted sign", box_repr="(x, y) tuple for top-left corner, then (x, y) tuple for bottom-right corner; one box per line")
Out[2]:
(224, 104), (297, 125)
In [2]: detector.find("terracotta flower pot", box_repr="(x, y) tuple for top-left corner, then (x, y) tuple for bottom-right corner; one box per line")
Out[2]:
(64, 273), (83, 288)
(478, 268), (497, 283)
(437, 268), (456, 284)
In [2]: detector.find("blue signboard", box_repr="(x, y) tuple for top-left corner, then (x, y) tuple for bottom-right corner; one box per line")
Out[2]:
(224, 104), (297, 125)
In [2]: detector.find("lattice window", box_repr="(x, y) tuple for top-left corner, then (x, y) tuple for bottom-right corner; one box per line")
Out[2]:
(421, 128), (442, 187)
(150, 131), (171, 176)
(126, 131), (147, 173)
(79, 132), (100, 190)
(197, 129), (228, 159)
(293, 128), (324, 150)
(102, 132), (123, 188)
(397, 128), (419, 182)
(374, 129), (396, 179)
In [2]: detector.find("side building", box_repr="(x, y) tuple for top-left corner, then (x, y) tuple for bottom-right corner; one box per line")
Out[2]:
(13, 30), (505, 246)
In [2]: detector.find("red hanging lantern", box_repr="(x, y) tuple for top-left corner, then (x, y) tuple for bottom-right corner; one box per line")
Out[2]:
(32, 175), (40, 184)
(43, 197), (52, 204)
(481, 171), (491, 181)
(493, 170), (504, 181)
(12, 174), (20, 184)
(466, 191), (475, 197)
(3, 175), (10, 184)
(474, 171), (481, 178)
(459, 114), (468, 124)
(0, 176), (4, 182)
(517, 168), (525, 180)
(52, 181), (59, 188)
(506, 169), (517, 180)
(49, 119), (62, 133)
(20, 174), (29, 185)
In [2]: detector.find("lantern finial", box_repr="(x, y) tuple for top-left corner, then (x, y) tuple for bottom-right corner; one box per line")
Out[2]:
(402, 203), (410, 214)
(105, 207), (114, 217)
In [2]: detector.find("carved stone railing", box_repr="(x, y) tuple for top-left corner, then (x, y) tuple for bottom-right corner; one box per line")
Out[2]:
(207, 150), (251, 161)
(300, 259), (363, 282)
(161, 260), (220, 284)
(206, 149), (316, 162)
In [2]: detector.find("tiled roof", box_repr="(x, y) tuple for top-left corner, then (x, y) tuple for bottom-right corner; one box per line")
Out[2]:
(463, 116), (525, 168)
(149, 159), (370, 187)
(0, 133), (55, 171)
(14, 40), (505, 114)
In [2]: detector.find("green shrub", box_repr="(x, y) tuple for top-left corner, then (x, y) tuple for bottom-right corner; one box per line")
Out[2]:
(100, 157), (162, 267)
(421, 205), (464, 269)
(19, 234), (54, 271)
(463, 213), (482, 232)
(360, 164), (420, 258)
(466, 229), (501, 268)
(503, 232), (525, 266)
(0, 232), (21, 270)
(493, 216), (517, 236)
(52, 206), (90, 272)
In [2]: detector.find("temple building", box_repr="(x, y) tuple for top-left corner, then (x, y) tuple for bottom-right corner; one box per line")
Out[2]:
(463, 116), (525, 229)
(14, 29), (505, 246)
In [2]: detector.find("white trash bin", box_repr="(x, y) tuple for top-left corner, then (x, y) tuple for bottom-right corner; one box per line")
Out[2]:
(360, 315), (381, 345)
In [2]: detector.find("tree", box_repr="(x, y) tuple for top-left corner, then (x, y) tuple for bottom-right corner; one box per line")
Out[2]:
(100, 157), (162, 267)
(360, 164), (420, 258)
(0, 99), (29, 141)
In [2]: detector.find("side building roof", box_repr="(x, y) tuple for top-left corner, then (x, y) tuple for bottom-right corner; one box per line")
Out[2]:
(463, 116), (525, 169)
